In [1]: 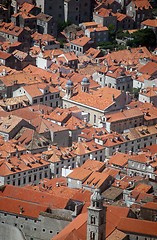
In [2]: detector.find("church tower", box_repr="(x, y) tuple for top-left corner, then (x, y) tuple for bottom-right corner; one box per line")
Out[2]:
(87, 189), (106, 240)
(65, 79), (74, 98)
(81, 77), (90, 93)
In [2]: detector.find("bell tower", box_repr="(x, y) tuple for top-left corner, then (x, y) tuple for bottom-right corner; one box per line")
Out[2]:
(81, 77), (90, 93)
(87, 189), (106, 240)
(65, 79), (74, 98)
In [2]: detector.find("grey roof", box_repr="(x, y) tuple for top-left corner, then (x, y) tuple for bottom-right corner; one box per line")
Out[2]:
(81, 77), (90, 85)
(66, 79), (74, 87)
(36, 13), (52, 22)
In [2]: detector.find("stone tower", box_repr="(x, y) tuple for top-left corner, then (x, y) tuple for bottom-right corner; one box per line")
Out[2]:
(87, 189), (106, 240)
(65, 79), (74, 98)
(81, 77), (90, 93)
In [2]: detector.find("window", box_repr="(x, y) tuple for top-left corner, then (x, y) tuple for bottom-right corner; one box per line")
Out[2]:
(40, 98), (43, 102)
(44, 172), (47, 178)
(34, 174), (37, 181)
(33, 99), (37, 104)
(90, 231), (95, 240)
(94, 115), (96, 124)
(88, 113), (90, 121)
(43, 229), (45, 232)
(91, 215), (95, 224)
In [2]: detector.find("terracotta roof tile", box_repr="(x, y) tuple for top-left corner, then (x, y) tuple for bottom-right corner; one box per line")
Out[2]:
(0, 196), (47, 218)
(70, 37), (91, 47)
(70, 87), (122, 111)
(0, 22), (24, 36)
(133, 0), (152, 10)
(139, 61), (157, 76)
(0, 185), (69, 210)
(105, 108), (143, 122)
(142, 19), (157, 27)
(142, 201), (157, 210)
(106, 229), (127, 240)
(0, 50), (11, 60)
(109, 152), (129, 167)
(81, 159), (105, 172)
(118, 217), (157, 237)
(67, 168), (92, 182)
(83, 171), (110, 188)
(20, 2), (37, 13)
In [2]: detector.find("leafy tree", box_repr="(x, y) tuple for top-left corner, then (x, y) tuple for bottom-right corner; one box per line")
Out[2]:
(127, 28), (156, 50)
(132, 88), (140, 99)
(98, 41), (126, 51)
(108, 23), (116, 41)
(116, 29), (130, 39)
(57, 21), (71, 33)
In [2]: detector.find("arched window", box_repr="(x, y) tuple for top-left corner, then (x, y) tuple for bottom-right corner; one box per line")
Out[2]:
(91, 215), (95, 224)
(90, 231), (95, 240)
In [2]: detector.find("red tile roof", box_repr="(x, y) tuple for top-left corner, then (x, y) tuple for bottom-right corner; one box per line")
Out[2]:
(0, 196), (47, 218)
(133, 0), (152, 10)
(81, 159), (105, 172)
(0, 50), (11, 60)
(109, 152), (129, 167)
(0, 22), (24, 36)
(70, 37), (91, 47)
(0, 185), (69, 209)
(139, 61), (157, 76)
(67, 168), (92, 182)
(70, 87), (122, 111)
(52, 213), (87, 240)
(118, 217), (157, 237)
(142, 19), (157, 27)
(83, 171), (110, 188)
(142, 201), (157, 210)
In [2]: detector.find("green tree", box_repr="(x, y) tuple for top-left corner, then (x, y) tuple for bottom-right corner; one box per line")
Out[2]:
(57, 21), (71, 33)
(108, 23), (116, 41)
(127, 28), (156, 50)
